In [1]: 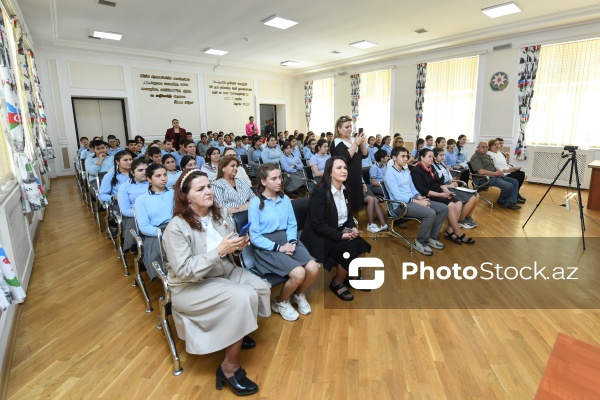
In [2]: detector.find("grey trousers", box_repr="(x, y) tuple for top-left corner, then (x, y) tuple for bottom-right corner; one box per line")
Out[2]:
(395, 201), (448, 245)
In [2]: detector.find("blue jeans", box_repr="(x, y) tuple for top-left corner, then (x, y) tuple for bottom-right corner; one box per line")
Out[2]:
(488, 176), (519, 204)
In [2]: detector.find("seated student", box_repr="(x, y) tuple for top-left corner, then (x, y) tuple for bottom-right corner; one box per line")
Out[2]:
(280, 141), (306, 193)
(300, 157), (372, 301)
(233, 136), (247, 159)
(107, 135), (124, 156)
(277, 132), (285, 147)
(161, 139), (177, 157)
(444, 139), (460, 170)
(78, 136), (90, 159)
(173, 138), (188, 166)
(303, 138), (317, 160)
(241, 135), (251, 151)
(384, 146), (448, 256)
(295, 134), (305, 155)
(207, 131), (217, 147)
(289, 137), (301, 160)
(247, 137), (263, 178)
(361, 175), (388, 234)
(435, 137), (446, 150)
(196, 134), (209, 158)
(185, 132), (198, 147)
(262, 135), (283, 164)
(134, 164), (175, 279)
(215, 135), (226, 154)
(224, 134), (235, 149)
(381, 135), (393, 156)
(432, 148), (479, 228)
(201, 147), (221, 181)
(366, 136), (378, 165)
(249, 164), (319, 321)
(117, 158), (149, 252)
(162, 154), (182, 189)
(487, 138), (526, 203)
(470, 141), (521, 210)
(134, 135), (147, 156)
(374, 134), (383, 149)
(126, 140), (140, 158)
(411, 138), (426, 159)
(369, 149), (389, 197)
(180, 155), (198, 173)
(411, 148), (475, 244)
(212, 156), (255, 215)
(85, 140), (114, 181)
(222, 148), (251, 187)
(162, 170), (269, 396)
(98, 150), (133, 205)
(180, 139), (206, 169)
(424, 135), (434, 150)
(146, 146), (163, 165)
(309, 139), (330, 182)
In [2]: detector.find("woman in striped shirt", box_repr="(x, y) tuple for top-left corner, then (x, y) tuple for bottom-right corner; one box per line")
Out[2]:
(212, 156), (256, 215)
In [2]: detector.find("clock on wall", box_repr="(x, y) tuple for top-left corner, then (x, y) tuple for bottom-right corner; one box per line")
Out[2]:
(490, 72), (509, 91)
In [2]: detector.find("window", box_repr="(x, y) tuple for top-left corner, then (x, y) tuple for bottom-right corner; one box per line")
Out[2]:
(527, 38), (600, 148)
(0, 117), (15, 189)
(309, 78), (334, 134)
(420, 56), (479, 139)
(356, 70), (391, 135)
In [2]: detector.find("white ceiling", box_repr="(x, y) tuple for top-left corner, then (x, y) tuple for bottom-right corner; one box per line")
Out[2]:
(15, 0), (600, 75)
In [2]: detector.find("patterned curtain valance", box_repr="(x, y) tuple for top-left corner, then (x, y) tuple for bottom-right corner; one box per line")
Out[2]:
(415, 63), (427, 141)
(350, 74), (360, 131)
(304, 80), (313, 131)
(516, 45), (541, 160)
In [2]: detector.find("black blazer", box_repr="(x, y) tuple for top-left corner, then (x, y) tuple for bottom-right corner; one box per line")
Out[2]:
(300, 185), (355, 266)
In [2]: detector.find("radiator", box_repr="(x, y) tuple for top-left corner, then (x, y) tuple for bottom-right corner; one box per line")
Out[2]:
(526, 146), (593, 189)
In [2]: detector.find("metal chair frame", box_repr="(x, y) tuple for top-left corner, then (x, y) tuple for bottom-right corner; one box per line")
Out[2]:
(467, 162), (495, 210)
(379, 181), (423, 253)
(129, 207), (153, 312)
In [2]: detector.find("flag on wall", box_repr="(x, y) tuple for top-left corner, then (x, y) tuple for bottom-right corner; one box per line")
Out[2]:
(0, 244), (26, 310)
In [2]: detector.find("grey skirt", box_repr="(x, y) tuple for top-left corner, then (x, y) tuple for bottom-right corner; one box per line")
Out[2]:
(142, 223), (169, 280)
(122, 217), (136, 250)
(254, 230), (314, 277)
(449, 188), (476, 204)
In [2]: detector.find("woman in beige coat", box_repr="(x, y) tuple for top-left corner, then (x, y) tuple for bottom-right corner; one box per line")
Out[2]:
(163, 169), (270, 396)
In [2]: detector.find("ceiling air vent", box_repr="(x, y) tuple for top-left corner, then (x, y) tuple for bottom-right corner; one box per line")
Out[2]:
(98, 0), (117, 7)
(493, 43), (512, 51)
(413, 28), (428, 34)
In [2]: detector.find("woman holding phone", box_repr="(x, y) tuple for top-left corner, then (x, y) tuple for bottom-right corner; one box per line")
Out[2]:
(330, 116), (368, 211)
(301, 157), (371, 301)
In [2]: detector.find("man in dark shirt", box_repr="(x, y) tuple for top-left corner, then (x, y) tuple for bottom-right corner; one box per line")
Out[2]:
(264, 119), (275, 136)
(470, 141), (520, 210)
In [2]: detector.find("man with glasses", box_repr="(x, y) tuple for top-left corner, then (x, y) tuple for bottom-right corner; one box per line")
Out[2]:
(470, 141), (521, 210)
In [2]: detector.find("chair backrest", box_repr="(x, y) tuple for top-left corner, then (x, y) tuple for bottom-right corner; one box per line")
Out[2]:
(380, 181), (402, 218)
(291, 196), (311, 232)
(303, 165), (314, 180)
(240, 154), (249, 165)
(362, 167), (371, 186)
(231, 210), (256, 272)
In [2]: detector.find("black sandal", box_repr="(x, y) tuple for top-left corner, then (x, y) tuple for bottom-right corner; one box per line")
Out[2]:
(457, 233), (475, 244)
(330, 279), (354, 301)
(345, 276), (372, 292)
(444, 230), (463, 244)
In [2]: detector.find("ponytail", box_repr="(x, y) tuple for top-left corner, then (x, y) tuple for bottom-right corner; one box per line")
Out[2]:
(256, 163), (284, 210)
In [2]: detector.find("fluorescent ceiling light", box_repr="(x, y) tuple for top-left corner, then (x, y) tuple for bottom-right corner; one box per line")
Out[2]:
(481, 2), (522, 18)
(350, 40), (378, 49)
(280, 60), (300, 67)
(203, 48), (228, 56)
(262, 15), (298, 30)
(92, 31), (122, 41)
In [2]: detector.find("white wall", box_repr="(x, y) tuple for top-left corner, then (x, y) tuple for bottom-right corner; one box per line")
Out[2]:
(35, 51), (297, 177)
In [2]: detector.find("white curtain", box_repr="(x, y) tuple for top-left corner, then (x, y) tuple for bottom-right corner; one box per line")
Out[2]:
(420, 56), (479, 139)
(356, 70), (391, 135)
(527, 38), (600, 148)
(309, 78), (334, 134)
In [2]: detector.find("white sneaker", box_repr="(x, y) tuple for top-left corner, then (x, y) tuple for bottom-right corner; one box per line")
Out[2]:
(379, 224), (388, 231)
(458, 220), (474, 229)
(428, 238), (445, 249)
(367, 223), (380, 233)
(413, 241), (433, 256)
(290, 293), (311, 315)
(271, 297), (299, 321)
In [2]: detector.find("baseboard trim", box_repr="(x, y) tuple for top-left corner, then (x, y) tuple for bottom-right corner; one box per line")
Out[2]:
(0, 304), (23, 400)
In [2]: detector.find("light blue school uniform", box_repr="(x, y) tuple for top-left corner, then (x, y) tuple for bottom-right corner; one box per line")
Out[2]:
(367, 146), (377, 164)
(369, 163), (387, 184)
(85, 155), (114, 181)
(454, 147), (467, 164)
(249, 195), (297, 251)
(291, 147), (301, 159)
(445, 150), (458, 167)
(108, 147), (124, 156)
(166, 170), (182, 190)
(117, 180), (150, 217)
(263, 146), (283, 164)
(98, 168), (131, 203)
(280, 154), (302, 173)
(309, 153), (330, 173)
(384, 165), (419, 203)
(233, 146), (248, 159)
(134, 189), (175, 237)
(303, 147), (314, 160)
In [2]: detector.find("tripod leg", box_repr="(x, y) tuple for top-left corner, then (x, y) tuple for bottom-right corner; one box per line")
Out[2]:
(572, 155), (586, 250)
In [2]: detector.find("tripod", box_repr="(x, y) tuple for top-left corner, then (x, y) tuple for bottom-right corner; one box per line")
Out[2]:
(522, 149), (586, 250)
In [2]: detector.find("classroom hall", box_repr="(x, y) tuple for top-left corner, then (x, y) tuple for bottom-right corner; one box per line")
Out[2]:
(0, 0), (600, 398)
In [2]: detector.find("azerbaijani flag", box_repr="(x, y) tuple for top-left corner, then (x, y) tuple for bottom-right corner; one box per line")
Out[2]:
(0, 245), (26, 303)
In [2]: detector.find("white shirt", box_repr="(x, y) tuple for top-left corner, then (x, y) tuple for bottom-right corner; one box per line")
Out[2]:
(487, 151), (510, 172)
(334, 137), (354, 149)
(331, 184), (348, 227)
(199, 215), (224, 252)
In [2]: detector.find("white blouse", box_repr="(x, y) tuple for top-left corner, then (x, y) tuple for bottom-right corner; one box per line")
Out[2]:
(199, 215), (224, 252)
(331, 184), (348, 227)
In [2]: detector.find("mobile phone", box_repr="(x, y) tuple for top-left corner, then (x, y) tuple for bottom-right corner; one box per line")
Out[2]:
(238, 221), (251, 236)
(358, 128), (364, 134)
(342, 227), (353, 233)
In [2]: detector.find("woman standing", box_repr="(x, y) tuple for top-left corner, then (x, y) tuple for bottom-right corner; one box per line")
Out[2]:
(245, 116), (259, 137)
(212, 156), (255, 215)
(301, 157), (371, 301)
(163, 170), (270, 396)
(248, 164), (319, 321)
(201, 147), (221, 181)
(330, 116), (368, 211)
(165, 119), (186, 151)
(117, 158), (149, 251)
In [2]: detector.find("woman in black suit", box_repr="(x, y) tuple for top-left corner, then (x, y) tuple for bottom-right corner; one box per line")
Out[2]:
(329, 116), (369, 211)
(300, 157), (372, 301)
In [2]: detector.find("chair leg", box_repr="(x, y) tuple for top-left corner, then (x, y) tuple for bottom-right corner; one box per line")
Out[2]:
(161, 315), (183, 376)
(386, 226), (414, 253)
(479, 196), (494, 211)
(115, 223), (129, 276)
(133, 256), (153, 312)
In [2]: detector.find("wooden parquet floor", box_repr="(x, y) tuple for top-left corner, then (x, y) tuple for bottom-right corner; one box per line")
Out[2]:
(5, 178), (600, 399)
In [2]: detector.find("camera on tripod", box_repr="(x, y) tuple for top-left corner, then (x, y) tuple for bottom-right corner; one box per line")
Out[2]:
(563, 145), (578, 152)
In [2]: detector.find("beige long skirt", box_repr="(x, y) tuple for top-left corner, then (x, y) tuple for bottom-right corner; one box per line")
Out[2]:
(170, 267), (271, 355)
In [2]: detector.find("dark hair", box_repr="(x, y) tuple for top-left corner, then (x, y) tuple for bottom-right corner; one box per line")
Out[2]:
(146, 146), (162, 162)
(416, 138), (425, 147)
(249, 116), (254, 120)
(316, 138), (328, 153)
(383, 135), (391, 142)
(296, 133), (305, 144)
(180, 155), (196, 170)
(161, 154), (176, 165)
(266, 135), (277, 146)
(234, 136), (242, 142)
(134, 135), (145, 144)
(391, 146), (409, 159)
(205, 147), (220, 162)
(374, 149), (388, 162)
(435, 137), (446, 145)
(92, 140), (108, 149)
(281, 141), (292, 150)
(418, 148), (433, 160)
(130, 158), (148, 183)
(163, 139), (173, 145)
(216, 156), (240, 180)
(182, 139), (194, 149)
(252, 137), (262, 148)
(145, 164), (167, 191)
(111, 150), (133, 188)
(457, 135), (467, 154)
(127, 139), (136, 146)
(172, 118), (179, 124)
(80, 136), (88, 142)
(257, 163), (284, 211)
(107, 134), (117, 140)
(317, 156), (348, 211)
(173, 171), (222, 231)
(433, 147), (445, 159)
(222, 148), (237, 158)
(178, 138), (187, 146)
(447, 139), (456, 146)
(425, 135), (433, 141)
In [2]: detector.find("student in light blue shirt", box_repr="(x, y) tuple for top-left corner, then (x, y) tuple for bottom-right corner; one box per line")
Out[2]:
(384, 146), (447, 255)
(233, 136), (248, 159)
(78, 137), (90, 159)
(369, 149), (389, 196)
(280, 141), (306, 192)
(107, 135), (124, 156)
(248, 163), (318, 321)
(290, 138), (301, 159)
(423, 135), (434, 150)
(161, 139), (177, 157)
(309, 139), (330, 181)
(381, 135), (393, 156)
(134, 165), (175, 237)
(444, 139), (459, 168)
(303, 138), (316, 160)
(161, 154), (182, 189)
(180, 139), (205, 169)
(98, 150), (133, 203)
(262, 135), (283, 164)
(116, 158), (149, 251)
(85, 140), (114, 181)
(366, 136), (377, 164)
(411, 138), (425, 159)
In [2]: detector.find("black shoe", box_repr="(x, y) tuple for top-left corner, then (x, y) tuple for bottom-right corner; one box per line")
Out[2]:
(517, 194), (526, 202)
(216, 366), (259, 396)
(500, 202), (521, 210)
(241, 335), (256, 350)
(517, 198), (526, 204)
